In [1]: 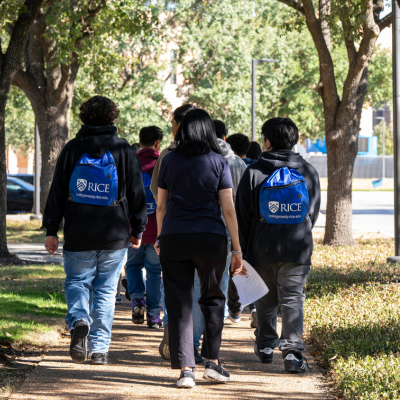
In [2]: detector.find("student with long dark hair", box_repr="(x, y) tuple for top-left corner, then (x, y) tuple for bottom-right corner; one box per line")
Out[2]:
(154, 109), (245, 389)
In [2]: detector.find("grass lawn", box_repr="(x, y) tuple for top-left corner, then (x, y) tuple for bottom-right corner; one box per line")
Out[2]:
(307, 237), (400, 399)
(6, 220), (64, 244)
(0, 264), (66, 347)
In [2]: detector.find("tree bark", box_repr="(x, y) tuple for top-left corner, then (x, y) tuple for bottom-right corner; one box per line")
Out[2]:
(0, 0), (45, 257)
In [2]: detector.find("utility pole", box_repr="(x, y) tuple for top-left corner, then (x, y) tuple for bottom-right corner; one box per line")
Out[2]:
(376, 116), (386, 180)
(388, 0), (400, 263)
(30, 123), (41, 221)
(252, 58), (278, 140)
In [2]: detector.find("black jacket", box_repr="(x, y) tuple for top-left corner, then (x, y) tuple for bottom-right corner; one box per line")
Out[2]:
(43, 125), (147, 252)
(235, 149), (320, 266)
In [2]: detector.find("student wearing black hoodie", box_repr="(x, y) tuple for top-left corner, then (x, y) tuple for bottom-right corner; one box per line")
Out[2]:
(43, 96), (147, 365)
(235, 118), (320, 373)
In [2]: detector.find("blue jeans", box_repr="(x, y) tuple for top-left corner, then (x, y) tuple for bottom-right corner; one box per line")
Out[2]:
(125, 244), (162, 316)
(193, 229), (231, 350)
(63, 248), (127, 353)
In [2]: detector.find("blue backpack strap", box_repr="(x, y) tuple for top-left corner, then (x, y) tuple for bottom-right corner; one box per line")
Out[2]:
(69, 150), (119, 206)
(259, 167), (309, 224)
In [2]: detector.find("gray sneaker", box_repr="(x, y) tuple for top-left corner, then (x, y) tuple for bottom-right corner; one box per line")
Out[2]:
(177, 368), (195, 388)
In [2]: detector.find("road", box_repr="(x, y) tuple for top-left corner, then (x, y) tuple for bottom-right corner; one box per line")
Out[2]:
(317, 191), (394, 237)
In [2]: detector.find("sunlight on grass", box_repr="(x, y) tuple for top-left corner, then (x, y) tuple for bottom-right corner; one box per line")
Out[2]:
(6, 220), (63, 243)
(0, 264), (66, 347)
(306, 237), (400, 399)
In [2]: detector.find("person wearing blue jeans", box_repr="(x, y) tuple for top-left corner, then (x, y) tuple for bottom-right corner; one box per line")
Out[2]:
(43, 96), (147, 365)
(125, 244), (162, 327)
(64, 249), (127, 354)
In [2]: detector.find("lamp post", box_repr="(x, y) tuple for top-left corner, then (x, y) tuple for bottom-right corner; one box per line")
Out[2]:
(252, 58), (278, 140)
(30, 122), (41, 221)
(376, 116), (386, 180)
(388, 0), (400, 263)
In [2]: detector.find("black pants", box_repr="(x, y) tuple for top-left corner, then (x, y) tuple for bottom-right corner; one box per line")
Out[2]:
(159, 233), (227, 369)
(228, 278), (255, 313)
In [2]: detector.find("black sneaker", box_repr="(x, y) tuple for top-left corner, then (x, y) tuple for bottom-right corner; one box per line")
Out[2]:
(70, 320), (89, 364)
(176, 368), (196, 388)
(250, 308), (257, 328)
(203, 360), (230, 383)
(147, 315), (162, 329)
(91, 352), (109, 365)
(283, 350), (308, 373)
(194, 347), (204, 364)
(159, 324), (170, 360)
(132, 298), (145, 324)
(115, 294), (122, 305)
(121, 276), (130, 301)
(254, 343), (274, 364)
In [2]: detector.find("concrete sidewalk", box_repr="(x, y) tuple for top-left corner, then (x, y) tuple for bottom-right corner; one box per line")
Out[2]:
(10, 300), (332, 400)
(8, 243), (63, 264)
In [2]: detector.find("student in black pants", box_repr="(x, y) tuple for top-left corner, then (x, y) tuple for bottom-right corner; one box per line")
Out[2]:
(154, 109), (245, 389)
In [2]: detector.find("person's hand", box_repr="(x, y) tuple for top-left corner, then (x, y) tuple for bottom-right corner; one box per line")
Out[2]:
(45, 236), (58, 255)
(231, 253), (247, 277)
(130, 236), (141, 249)
(154, 240), (160, 255)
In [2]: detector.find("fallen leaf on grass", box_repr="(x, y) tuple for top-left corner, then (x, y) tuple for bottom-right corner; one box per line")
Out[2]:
(5, 332), (12, 338)
(329, 354), (338, 361)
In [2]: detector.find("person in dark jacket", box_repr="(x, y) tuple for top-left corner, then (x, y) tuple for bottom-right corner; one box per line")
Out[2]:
(226, 133), (254, 166)
(247, 141), (262, 161)
(235, 117), (320, 374)
(125, 126), (164, 329)
(43, 96), (147, 366)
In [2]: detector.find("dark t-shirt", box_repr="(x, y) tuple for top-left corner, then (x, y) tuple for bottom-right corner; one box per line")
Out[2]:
(157, 150), (233, 237)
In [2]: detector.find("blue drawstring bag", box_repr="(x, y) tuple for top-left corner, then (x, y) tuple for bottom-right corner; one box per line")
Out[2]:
(259, 167), (309, 224)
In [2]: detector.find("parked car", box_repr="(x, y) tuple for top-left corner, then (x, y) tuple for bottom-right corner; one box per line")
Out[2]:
(7, 177), (34, 213)
(8, 174), (34, 186)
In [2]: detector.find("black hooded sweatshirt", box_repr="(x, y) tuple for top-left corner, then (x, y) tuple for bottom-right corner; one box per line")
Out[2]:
(235, 149), (320, 266)
(43, 125), (147, 252)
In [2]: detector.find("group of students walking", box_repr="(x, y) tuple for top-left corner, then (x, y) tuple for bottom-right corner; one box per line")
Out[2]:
(43, 95), (320, 388)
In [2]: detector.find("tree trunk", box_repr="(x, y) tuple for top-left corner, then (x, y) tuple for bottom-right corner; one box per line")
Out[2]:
(34, 85), (74, 211)
(324, 134), (357, 245)
(323, 68), (369, 245)
(0, 0), (45, 257)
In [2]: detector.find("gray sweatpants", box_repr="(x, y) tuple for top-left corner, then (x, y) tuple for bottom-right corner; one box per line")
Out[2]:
(254, 263), (311, 353)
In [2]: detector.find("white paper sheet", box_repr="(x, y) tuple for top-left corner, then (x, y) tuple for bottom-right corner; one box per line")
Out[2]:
(232, 260), (269, 307)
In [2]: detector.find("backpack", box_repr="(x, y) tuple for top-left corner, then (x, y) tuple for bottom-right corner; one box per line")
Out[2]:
(142, 171), (157, 216)
(69, 151), (119, 206)
(259, 167), (309, 224)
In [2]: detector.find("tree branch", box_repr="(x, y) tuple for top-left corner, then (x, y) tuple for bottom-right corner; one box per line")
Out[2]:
(378, 13), (392, 31)
(278, 0), (305, 14)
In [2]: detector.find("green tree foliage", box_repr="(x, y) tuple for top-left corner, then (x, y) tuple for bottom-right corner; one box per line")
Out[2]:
(5, 87), (34, 155)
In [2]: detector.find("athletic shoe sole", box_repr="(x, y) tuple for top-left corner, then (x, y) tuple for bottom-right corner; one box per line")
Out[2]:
(159, 325), (170, 360)
(148, 324), (162, 329)
(228, 315), (241, 323)
(176, 378), (195, 388)
(203, 369), (231, 383)
(91, 357), (110, 365)
(132, 307), (145, 324)
(70, 323), (89, 364)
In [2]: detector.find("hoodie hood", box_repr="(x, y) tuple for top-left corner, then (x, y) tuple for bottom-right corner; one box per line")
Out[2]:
(217, 138), (235, 157)
(137, 148), (159, 173)
(258, 149), (305, 171)
(76, 125), (118, 158)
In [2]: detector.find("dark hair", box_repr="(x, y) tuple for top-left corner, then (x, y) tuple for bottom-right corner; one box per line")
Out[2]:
(174, 109), (221, 157)
(213, 120), (228, 140)
(226, 133), (251, 157)
(173, 104), (197, 124)
(132, 143), (141, 153)
(247, 141), (262, 160)
(139, 126), (163, 147)
(262, 118), (299, 150)
(79, 96), (120, 126)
